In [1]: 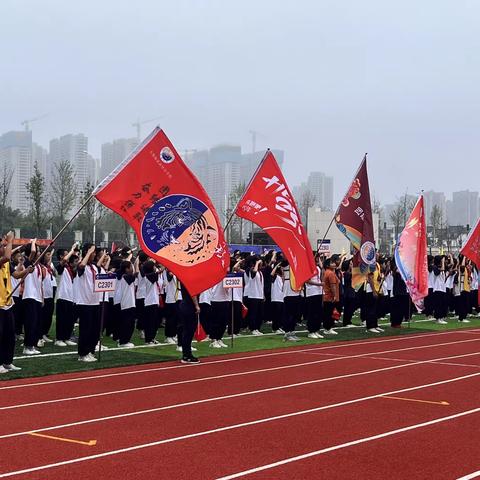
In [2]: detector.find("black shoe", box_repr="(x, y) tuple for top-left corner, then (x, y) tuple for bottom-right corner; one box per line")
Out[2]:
(181, 355), (200, 364)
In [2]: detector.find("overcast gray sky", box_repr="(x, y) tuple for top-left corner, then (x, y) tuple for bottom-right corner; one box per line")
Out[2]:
(1, 0), (479, 205)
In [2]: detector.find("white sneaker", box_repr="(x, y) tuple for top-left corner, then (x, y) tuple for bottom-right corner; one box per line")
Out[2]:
(23, 348), (40, 355)
(367, 328), (381, 333)
(118, 342), (134, 348)
(324, 329), (338, 335)
(95, 343), (110, 351)
(217, 340), (228, 348)
(209, 340), (222, 349)
(460, 319), (471, 323)
(274, 328), (285, 334)
(165, 337), (177, 345)
(176, 346), (182, 352)
(146, 339), (160, 345)
(361, 321), (366, 327)
(42, 335), (53, 343)
(37, 339), (45, 348)
(251, 330), (264, 336)
(191, 346), (198, 351)
(200, 335), (210, 343)
(344, 324), (356, 328)
(65, 340), (77, 346)
(376, 327), (385, 332)
(139, 330), (145, 339)
(78, 355), (97, 362)
(0, 366), (8, 374)
(436, 319), (448, 325)
(54, 340), (67, 347)
(308, 333), (321, 339)
(3, 364), (21, 371)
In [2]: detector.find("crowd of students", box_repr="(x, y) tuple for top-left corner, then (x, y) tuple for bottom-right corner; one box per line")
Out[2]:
(0, 232), (479, 374)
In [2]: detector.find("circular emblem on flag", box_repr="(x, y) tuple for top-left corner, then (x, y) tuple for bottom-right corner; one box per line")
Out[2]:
(160, 147), (175, 164)
(141, 194), (219, 266)
(360, 241), (376, 266)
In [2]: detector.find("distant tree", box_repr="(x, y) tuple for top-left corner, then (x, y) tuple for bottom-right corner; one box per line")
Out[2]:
(0, 161), (14, 232)
(225, 182), (246, 243)
(26, 161), (47, 236)
(49, 159), (76, 232)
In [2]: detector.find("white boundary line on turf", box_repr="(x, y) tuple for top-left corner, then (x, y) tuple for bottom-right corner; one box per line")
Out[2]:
(458, 470), (480, 480)
(2, 338), (479, 411)
(1, 329), (473, 391)
(0, 352), (479, 440)
(215, 405), (480, 480)
(0, 371), (479, 478)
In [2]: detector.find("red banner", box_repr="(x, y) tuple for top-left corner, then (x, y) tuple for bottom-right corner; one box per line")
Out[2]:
(235, 151), (316, 289)
(461, 218), (480, 267)
(94, 128), (230, 296)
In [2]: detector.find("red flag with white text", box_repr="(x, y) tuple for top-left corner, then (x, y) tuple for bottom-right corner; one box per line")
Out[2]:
(94, 128), (230, 296)
(235, 151), (316, 289)
(461, 218), (480, 268)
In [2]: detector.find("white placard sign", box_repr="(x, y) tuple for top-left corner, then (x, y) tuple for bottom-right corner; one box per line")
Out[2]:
(94, 273), (117, 293)
(223, 275), (244, 289)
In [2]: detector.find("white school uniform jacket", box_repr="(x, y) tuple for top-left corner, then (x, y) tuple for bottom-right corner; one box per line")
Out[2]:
(144, 273), (161, 307)
(74, 264), (100, 306)
(433, 271), (446, 293)
(23, 264), (44, 303)
(164, 272), (182, 303)
(120, 276), (136, 310)
(211, 280), (230, 302)
(57, 265), (75, 302)
(246, 271), (264, 300)
(199, 288), (213, 305)
(136, 274), (146, 300)
(305, 267), (323, 297)
(271, 275), (284, 303)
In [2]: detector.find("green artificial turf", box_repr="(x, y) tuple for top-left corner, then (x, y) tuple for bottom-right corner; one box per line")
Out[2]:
(4, 314), (480, 381)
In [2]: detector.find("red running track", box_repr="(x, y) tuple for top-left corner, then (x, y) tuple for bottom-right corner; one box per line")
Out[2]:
(0, 329), (479, 479)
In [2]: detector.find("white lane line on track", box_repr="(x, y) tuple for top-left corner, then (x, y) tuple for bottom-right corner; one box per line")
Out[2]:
(1, 338), (479, 411)
(216, 406), (480, 480)
(0, 372), (479, 478)
(1, 351), (479, 441)
(0, 329), (472, 391)
(457, 470), (480, 479)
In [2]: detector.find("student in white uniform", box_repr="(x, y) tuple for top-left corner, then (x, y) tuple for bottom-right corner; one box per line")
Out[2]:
(142, 260), (163, 344)
(209, 279), (230, 348)
(432, 256), (448, 325)
(305, 258), (324, 339)
(245, 256), (264, 335)
(40, 249), (56, 343)
(283, 262), (303, 341)
(198, 287), (212, 340)
(270, 261), (285, 334)
(118, 258), (138, 347)
(163, 269), (180, 344)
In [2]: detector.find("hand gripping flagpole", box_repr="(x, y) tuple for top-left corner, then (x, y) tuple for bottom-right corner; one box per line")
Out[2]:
(317, 153), (368, 254)
(7, 193), (95, 300)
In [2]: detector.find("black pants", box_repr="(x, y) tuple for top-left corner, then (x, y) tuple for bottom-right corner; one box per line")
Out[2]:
(343, 296), (357, 326)
(270, 302), (285, 331)
(119, 307), (136, 345)
(364, 293), (378, 329)
(456, 292), (470, 321)
(77, 305), (100, 357)
(41, 297), (55, 337)
(284, 296), (301, 333)
(246, 298), (264, 331)
(227, 301), (242, 335)
(144, 304), (159, 343)
(56, 299), (75, 341)
(136, 298), (145, 331)
(210, 301), (229, 340)
(22, 298), (42, 348)
(424, 288), (434, 316)
(306, 295), (322, 333)
(322, 301), (335, 331)
(0, 309), (15, 365)
(470, 290), (479, 313)
(433, 291), (448, 319)
(390, 295), (410, 326)
(111, 303), (121, 341)
(177, 302), (196, 358)
(164, 303), (178, 338)
(199, 303), (212, 335)
(12, 295), (23, 335)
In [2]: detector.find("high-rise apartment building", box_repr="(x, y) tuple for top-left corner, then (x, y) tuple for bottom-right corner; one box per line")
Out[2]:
(100, 138), (138, 181)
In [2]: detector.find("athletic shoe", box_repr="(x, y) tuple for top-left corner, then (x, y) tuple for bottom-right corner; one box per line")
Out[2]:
(65, 340), (77, 346)
(274, 328), (285, 334)
(118, 343), (134, 348)
(323, 329), (338, 335)
(367, 328), (381, 333)
(315, 332), (324, 338)
(308, 333), (320, 339)
(42, 335), (53, 343)
(54, 340), (67, 347)
(3, 364), (21, 371)
(344, 324), (356, 328)
(284, 333), (300, 342)
(165, 337), (177, 345)
(23, 348), (40, 355)
(78, 355), (93, 362)
(173, 335), (178, 342)
(181, 356), (200, 364)
(96, 344), (110, 351)
(436, 319), (448, 325)
(217, 340), (228, 348)
(200, 335), (211, 342)
(376, 327), (385, 332)
(361, 321), (366, 327)
(0, 366), (8, 374)
(209, 340), (222, 349)
(176, 346), (183, 352)
(146, 340), (160, 345)
(459, 319), (471, 323)
(251, 330), (264, 336)
(36, 339), (45, 348)
(139, 330), (145, 339)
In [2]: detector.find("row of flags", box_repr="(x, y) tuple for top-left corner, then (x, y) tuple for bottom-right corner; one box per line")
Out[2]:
(93, 127), (479, 307)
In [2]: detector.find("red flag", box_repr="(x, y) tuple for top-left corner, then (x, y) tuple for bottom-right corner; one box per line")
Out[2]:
(111, 241), (117, 254)
(235, 151), (316, 289)
(461, 218), (480, 267)
(94, 128), (230, 296)
(335, 155), (376, 289)
(394, 195), (429, 311)
(194, 318), (208, 342)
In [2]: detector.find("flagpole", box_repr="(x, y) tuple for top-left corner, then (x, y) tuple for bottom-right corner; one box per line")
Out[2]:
(223, 149), (270, 236)
(7, 193), (95, 300)
(317, 153), (368, 254)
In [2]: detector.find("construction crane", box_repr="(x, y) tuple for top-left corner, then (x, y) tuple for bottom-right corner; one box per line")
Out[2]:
(132, 116), (163, 141)
(21, 114), (48, 132)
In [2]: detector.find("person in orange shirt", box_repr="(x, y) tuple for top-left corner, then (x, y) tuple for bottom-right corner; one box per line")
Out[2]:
(322, 257), (339, 335)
